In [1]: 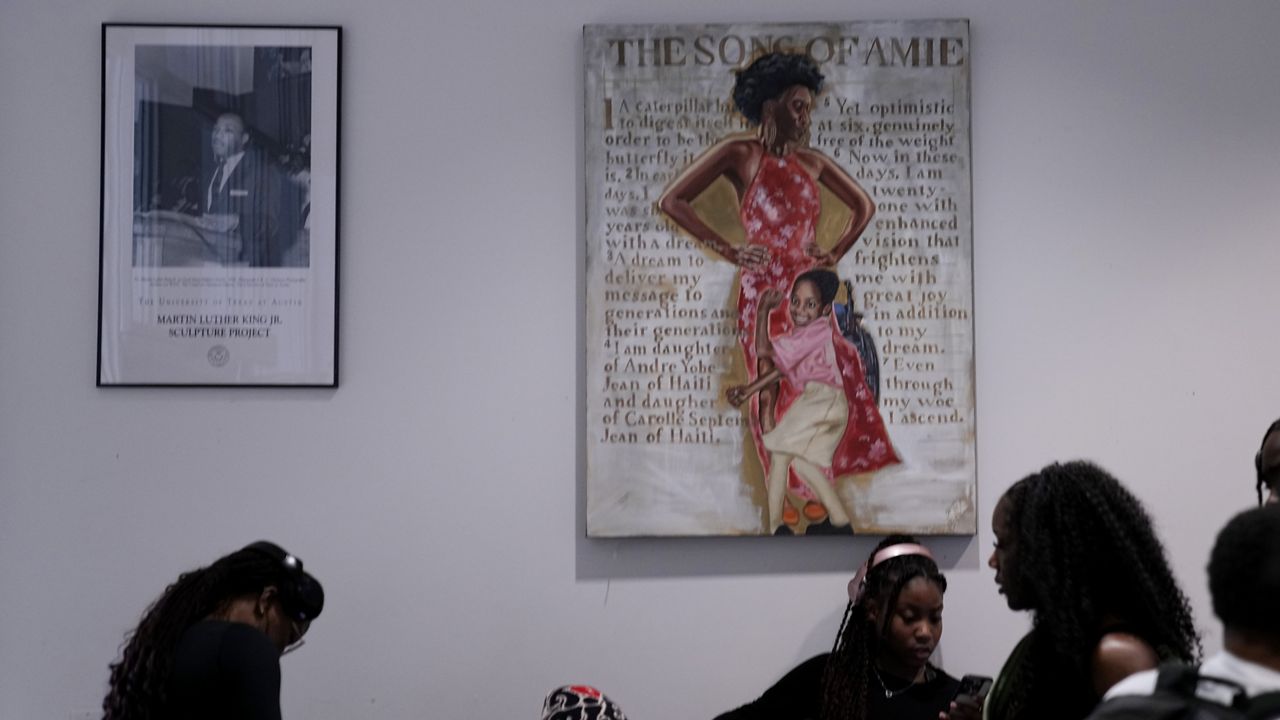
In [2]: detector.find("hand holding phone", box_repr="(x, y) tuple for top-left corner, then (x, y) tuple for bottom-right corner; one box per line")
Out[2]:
(940, 675), (992, 720)
(952, 674), (993, 703)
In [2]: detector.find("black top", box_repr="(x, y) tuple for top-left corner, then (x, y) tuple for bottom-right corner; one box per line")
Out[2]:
(986, 624), (1167, 720)
(714, 653), (961, 720)
(169, 620), (282, 720)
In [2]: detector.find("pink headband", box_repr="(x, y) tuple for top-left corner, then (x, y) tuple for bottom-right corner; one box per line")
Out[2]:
(847, 543), (935, 605)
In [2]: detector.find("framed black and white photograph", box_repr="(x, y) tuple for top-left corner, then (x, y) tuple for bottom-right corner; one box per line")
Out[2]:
(98, 23), (341, 386)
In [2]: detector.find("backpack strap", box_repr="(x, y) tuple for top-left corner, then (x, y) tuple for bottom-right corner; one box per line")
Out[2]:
(1155, 663), (1249, 709)
(1244, 691), (1280, 719)
(1155, 663), (1205, 697)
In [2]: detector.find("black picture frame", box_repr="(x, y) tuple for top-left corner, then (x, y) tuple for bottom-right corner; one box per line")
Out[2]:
(98, 23), (341, 387)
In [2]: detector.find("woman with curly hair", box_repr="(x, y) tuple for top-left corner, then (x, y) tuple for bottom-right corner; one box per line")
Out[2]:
(102, 541), (324, 720)
(660, 51), (896, 532)
(714, 536), (981, 720)
(984, 461), (1199, 720)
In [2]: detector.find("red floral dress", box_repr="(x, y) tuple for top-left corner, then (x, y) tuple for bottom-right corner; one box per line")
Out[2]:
(738, 153), (899, 498)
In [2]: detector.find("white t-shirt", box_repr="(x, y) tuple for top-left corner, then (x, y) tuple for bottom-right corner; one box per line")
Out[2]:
(1105, 650), (1280, 701)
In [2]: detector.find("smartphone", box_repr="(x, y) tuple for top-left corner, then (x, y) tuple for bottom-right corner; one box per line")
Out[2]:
(951, 674), (993, 703)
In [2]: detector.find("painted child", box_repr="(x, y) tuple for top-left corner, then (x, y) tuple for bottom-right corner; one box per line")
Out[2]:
(728, 269), (872, 533)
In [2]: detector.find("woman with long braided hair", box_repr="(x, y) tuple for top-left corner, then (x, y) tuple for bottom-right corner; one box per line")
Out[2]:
(102, 541), (323, 720)
(715, 536), (981, 720)
(984, 461), (1199, 720)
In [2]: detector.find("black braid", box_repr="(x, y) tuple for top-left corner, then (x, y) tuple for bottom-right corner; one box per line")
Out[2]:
(102, 548), (287, 720)
(993, 461), (1199, 720)
(1255, 419), (1280, 505)
(820, 535), (946, 720)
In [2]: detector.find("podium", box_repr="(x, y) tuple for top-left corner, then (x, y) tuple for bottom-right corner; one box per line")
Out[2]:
(132, 211), (243, 267)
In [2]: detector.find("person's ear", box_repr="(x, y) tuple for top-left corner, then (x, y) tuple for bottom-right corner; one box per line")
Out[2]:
(864, 600), (879, 628)
(820, 304), (832, 316)
(255, 585), (280, 618)
(865, 594), (893, 634)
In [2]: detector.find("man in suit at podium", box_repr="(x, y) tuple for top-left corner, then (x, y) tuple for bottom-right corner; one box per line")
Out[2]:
(205, 112), (282, 266)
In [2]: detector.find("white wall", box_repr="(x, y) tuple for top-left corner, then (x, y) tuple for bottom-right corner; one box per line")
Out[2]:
(2, 1), (1279, 718)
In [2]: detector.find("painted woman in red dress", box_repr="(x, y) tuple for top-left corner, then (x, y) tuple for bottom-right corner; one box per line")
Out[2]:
(659, 52), (898, 532)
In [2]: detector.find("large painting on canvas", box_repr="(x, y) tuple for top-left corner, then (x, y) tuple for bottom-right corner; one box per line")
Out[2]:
(585, 21), (974, 536)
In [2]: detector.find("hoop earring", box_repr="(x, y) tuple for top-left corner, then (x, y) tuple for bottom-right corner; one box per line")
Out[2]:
(761, 114), (778, 154)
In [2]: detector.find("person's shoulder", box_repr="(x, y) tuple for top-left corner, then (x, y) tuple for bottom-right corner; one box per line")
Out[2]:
(214, 621), (280, 670)
(175, 620), (276, 671)
(1095, 630), (1159, 660)
(712, 653), (829, 720)
(184, 618), (232, 637)
(795, 147), (839, 170)
(218, 620), (271, 641)
(797, 653), (830, 671)
(771, 653), (830, 683)
(181, 618), (242, 646)
(716, 135), (762, 161)
(672, 135), (759, 180)
(772, 653), (831, 691)
(716, 132), (758, 147)
(1092, 631), (1160, 694)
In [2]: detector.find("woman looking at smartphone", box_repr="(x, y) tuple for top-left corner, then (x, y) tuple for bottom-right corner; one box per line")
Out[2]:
(714, 536), (982, 720)
(984, 461), (1199, 720)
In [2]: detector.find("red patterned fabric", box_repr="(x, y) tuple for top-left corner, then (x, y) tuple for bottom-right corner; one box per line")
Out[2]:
(737, 154), (899, 500)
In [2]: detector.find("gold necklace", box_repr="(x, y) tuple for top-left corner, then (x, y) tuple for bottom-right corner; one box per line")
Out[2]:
(872, 666), (916, 699)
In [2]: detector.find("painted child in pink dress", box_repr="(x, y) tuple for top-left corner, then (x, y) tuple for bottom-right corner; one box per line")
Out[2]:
(727, 270), (896, 534)
(660, 53), (897, 531)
